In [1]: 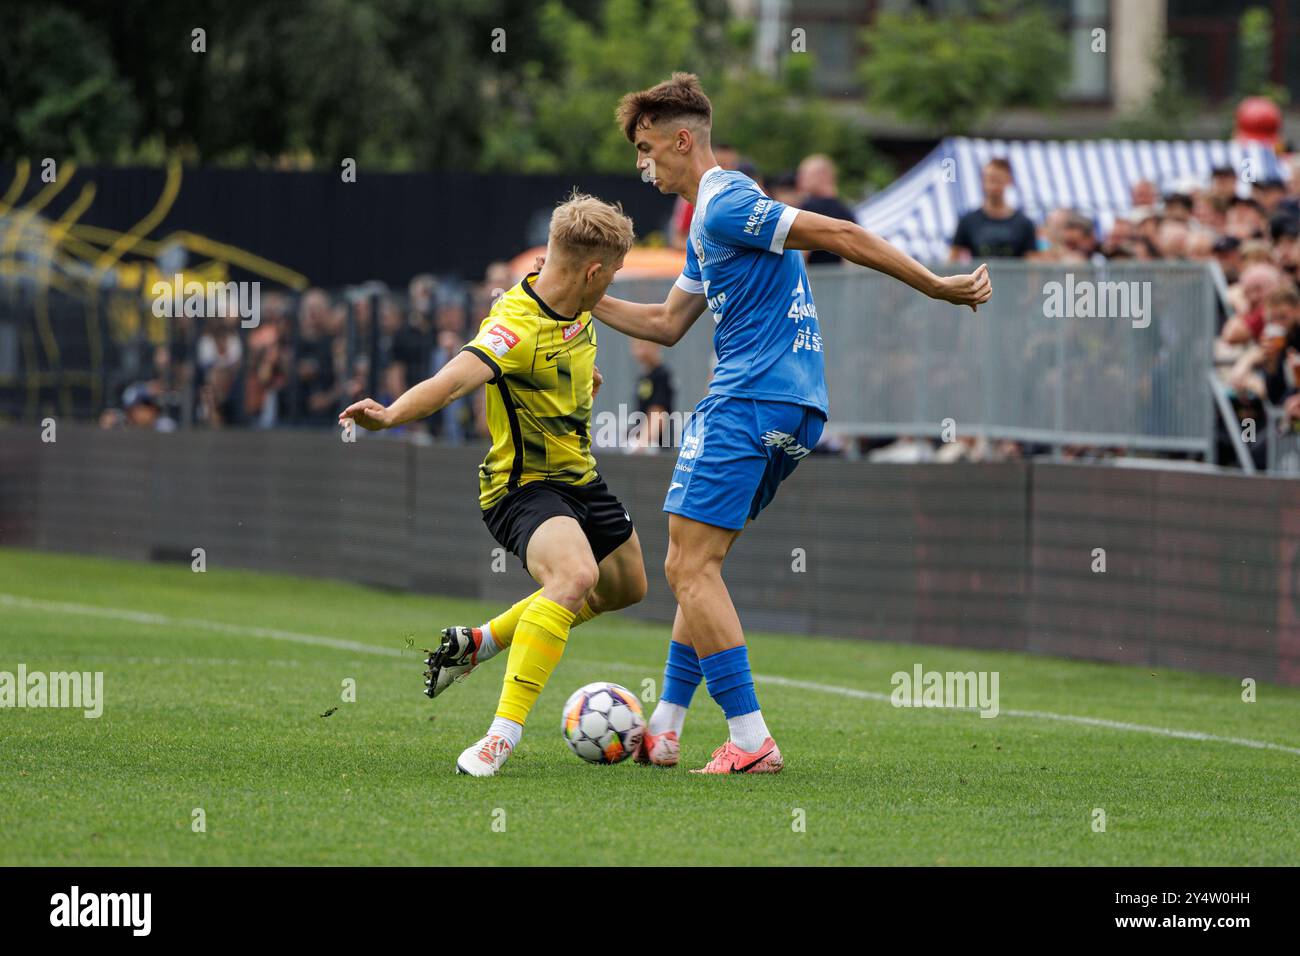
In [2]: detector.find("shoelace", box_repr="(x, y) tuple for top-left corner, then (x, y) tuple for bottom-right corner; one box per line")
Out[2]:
(476, 736), (508, 763)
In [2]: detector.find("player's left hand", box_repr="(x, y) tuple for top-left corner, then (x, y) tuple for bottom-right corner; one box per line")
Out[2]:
(934, 263), (992, 312)
(592, 364), (603, 399)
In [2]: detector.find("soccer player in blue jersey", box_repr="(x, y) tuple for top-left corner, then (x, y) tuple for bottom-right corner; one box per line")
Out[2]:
(594, 73), (991, 773)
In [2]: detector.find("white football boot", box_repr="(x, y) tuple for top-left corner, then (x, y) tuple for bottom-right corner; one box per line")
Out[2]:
(423, 626), (481, 698)
(455, 734), (513, 776)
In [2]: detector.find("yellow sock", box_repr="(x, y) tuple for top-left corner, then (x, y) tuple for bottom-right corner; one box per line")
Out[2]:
(488, 590), (597, 648)
(496, 596), (576, 725)
(486, 589), (541, 648)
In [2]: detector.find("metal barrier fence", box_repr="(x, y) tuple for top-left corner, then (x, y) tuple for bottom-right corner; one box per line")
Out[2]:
(1267, 403), (1300, 474)
(2, 425), (1297, 686)
(603, 260), (1217, 455)
(3, 260), (1220, 457)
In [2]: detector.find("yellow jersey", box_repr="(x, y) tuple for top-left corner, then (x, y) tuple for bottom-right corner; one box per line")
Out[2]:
(462, 273), (599, 510)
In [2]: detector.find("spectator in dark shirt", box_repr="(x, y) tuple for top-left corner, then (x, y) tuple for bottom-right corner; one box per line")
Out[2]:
(631, 339), (675, 452)
(294, 289), (342, 426)
(949, 157), (1037, 260)
(796, 154), (858, 266)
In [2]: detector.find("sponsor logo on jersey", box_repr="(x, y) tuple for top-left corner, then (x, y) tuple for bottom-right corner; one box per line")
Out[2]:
(744, 197), (774, 237)
(703, 279), (726, 315)
(788, 280), (818, 320)
(793, 325), (823, 354)
(562, 320), (584, 341)
(484, 323), (520, 358)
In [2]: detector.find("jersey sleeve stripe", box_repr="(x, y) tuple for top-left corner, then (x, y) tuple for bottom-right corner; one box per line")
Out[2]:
(461, 344), (502, 382)
(675, 274), (705, 294)
(769, 205), (799, 254)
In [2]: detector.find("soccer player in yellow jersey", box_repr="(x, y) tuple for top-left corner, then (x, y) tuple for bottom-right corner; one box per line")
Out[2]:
(340, 192), (648, 776)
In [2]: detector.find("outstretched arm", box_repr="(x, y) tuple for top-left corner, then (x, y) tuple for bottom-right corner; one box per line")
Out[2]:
(593, 283), (708, 346)
(339, 350), (493, 431)
(785, 210), (992, 311)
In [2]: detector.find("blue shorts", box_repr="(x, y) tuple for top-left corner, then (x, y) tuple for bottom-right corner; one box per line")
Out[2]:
(663, 394), (825, 531)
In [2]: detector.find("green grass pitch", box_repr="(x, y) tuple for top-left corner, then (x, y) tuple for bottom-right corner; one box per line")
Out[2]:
(1, 546), (1298, 866)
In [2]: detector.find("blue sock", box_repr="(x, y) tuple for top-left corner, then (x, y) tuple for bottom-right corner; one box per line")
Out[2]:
(661, 640), (703, 707)
(699, 645), (760, 719)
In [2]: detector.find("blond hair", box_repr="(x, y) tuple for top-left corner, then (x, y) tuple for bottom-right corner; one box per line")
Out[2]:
(549, 190), (635, 264)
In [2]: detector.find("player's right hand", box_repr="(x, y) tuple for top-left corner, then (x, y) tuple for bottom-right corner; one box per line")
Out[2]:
(339, 398), (390, 431)
(935, 263), (992, 311)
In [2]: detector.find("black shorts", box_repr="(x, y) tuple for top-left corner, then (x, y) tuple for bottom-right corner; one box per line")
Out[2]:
(482, 475), (635, 571)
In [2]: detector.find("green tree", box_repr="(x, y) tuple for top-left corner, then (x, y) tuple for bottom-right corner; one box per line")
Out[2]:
(0, 5), (139, 162)
(3, 0), (892, 189)
(482, 0), (707, 173)
(483, 0), (892, 193)
(5, 0), (570, 168)
(857, 0), (1068, 133)
(709, 48), (893, 196)
(1237, 6), (1289, 106)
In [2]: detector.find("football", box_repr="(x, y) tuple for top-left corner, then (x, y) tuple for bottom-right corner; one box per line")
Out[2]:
(560, 681), (645, 764)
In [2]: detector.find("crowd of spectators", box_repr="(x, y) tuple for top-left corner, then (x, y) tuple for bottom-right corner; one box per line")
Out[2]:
(99, 146), (1300, 469)
(925, 153), (1300, 468)
(101, 267), (517, 441)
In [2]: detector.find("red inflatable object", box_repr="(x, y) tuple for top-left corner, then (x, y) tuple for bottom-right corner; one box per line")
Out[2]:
(1235, 96), (1282, 146)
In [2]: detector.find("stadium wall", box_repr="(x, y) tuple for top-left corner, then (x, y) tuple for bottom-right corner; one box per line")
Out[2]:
(2, 425), (1296, 687)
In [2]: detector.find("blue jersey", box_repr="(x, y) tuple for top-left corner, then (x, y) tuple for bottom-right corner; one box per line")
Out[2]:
(677, 167), (828, 416)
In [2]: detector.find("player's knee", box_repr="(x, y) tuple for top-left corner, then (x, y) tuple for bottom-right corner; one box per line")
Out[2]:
(665, 545), (721, 598)
(553, 559), (599, 606)
(663, 547), (697, 594)
(536, 549), (599, 608)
